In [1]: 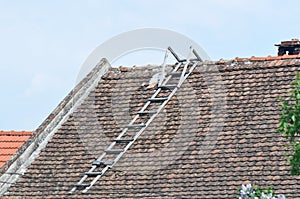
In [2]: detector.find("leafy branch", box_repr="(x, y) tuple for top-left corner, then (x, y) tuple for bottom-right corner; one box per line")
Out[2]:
(278, 74), (300, 175)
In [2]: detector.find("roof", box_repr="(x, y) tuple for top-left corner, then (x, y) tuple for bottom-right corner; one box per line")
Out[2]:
(1, 56), (300, 198)
(0, 131), (33, 168)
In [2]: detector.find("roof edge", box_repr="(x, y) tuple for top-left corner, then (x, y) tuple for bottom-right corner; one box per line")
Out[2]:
(0, 58), (111, 196)
(0, 131), (33, 136)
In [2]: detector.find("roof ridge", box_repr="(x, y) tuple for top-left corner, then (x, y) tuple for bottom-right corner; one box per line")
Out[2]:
(0, 131), (33, 136)
(215, 54), (300, 65)
(111, 54), (300, 69)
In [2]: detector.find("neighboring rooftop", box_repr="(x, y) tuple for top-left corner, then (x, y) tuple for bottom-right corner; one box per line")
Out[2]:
(0, 131), (33, 168)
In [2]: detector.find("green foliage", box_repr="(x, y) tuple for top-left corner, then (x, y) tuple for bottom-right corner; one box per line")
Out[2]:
(278, 74), (300, 175)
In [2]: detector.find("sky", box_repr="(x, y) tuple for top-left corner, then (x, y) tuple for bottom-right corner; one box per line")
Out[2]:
(1, 0), (300, 130)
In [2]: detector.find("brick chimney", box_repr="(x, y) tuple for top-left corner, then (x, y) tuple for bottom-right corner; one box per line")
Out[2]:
(275, 39), (300, 56)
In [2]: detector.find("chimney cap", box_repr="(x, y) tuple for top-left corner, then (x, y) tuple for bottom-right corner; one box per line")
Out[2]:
(275, 38), (300, 47)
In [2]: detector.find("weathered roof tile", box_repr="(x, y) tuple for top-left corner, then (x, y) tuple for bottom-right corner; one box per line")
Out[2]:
(3, 58), (300, 198)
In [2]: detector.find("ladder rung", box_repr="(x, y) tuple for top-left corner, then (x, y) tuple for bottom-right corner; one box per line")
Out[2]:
(158, 84), (177, 90)
(74, 183), (90, 190)
(104, 149), (124, 154)
(92, 160), (114, 166)
(138, 111), (157, 115)
(148, 97), (168, 102)
(170, 72), (187, 77)
(114, 138), (134, 143)
(85, 172), (102, 177)
(126, 123), (146, 128)
(92, 160), (101, 166)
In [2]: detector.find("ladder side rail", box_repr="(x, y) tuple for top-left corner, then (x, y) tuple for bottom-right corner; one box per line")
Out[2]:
(79, 62), (186, 193)
(106, 62), (188, 169)
(111, 61), (199, 169)
(72, 62), (186, 193)
(179, 47), (194, 86)
(70, 46), (202, 194)
(70, 85), (162, 193)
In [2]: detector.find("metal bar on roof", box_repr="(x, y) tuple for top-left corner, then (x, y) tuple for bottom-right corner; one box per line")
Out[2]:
(167, 46), (183, 62)
(192, 48), (203, 62)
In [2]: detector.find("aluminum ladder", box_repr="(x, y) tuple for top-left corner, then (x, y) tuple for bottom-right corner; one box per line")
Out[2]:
(69, 46), (202, 194)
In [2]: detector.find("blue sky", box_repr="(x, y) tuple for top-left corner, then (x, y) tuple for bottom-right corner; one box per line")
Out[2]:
(1, 0), (300, 130)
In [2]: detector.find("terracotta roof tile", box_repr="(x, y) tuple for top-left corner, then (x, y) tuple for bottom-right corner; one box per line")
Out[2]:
(0, 131), (33, 168)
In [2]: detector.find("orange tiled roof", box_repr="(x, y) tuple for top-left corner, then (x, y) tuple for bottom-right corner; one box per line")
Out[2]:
(0, 131), (33, 168)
